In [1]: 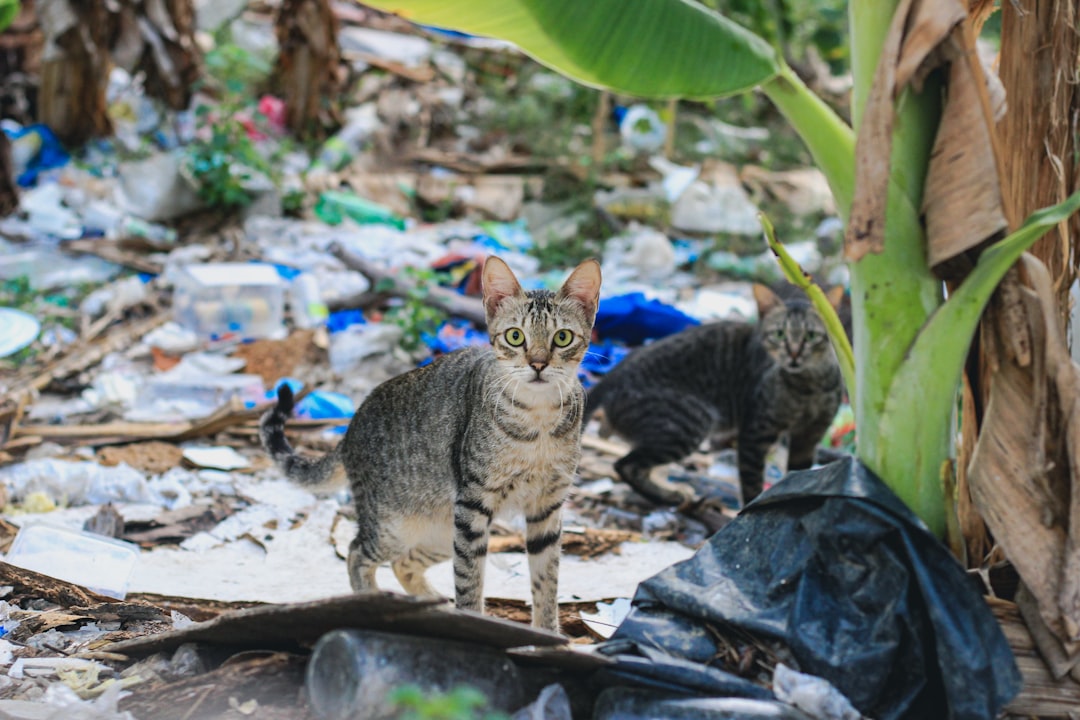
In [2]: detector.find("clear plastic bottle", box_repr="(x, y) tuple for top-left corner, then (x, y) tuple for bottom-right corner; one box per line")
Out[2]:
(290, 273), (329, 329)
(305, 629), (524, 720)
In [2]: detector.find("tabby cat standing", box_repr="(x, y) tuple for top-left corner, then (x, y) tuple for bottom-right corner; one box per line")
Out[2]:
(260, 257), (601, 632)
(585, 283), (843, 508)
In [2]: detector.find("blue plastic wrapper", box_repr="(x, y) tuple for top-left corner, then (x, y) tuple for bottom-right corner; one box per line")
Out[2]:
(423, 319), (489, 355)
(4, 124), (70, 187)
(270, 263), (302, 281)
(604, 456), (1021, 720)
(475, 220), (534, 253)
(327, 309), (366, 334)
(594, 293), (700, 346)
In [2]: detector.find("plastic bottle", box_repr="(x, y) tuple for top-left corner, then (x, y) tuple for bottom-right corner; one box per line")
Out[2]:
(305, 629), (524, 720)
(310, 104), (379, 173)
(314, 190), (407, 230)
(118, 215), (178, 244)
(290, 273), (329, 329)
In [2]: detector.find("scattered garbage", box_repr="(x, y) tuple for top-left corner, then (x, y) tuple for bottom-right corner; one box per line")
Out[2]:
(2, 123), (69, 187)
(773, 663), (863, 720)
(306, 629), (524, 720)
(181, 446), (251, 471)
(580, 597), (633, 640)
(329, 322), (405, 373)
(171, 262), (285, 341)
(6, 524), (140, 599)
(618, 104), (667, 154)
(0, 6), (1040, 717)
(314, 190), (407, 230)
(0, 307), (40, 357)
(0, 459), (164, 507)
(289, 272), (330, 329)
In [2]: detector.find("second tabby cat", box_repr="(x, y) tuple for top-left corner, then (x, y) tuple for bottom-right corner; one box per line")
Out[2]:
(585, 283), (843, 507)
(260, 257), (601, 632)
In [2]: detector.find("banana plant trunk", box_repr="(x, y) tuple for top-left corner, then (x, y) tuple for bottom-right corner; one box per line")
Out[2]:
(845, 0), (948, 537)
(997, 0), (1080, 334)
(36, 0), (113, 147)
(273, 0), (343, 140)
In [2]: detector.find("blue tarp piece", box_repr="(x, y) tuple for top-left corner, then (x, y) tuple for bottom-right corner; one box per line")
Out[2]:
(327, 309), (366, 334)
(594, 293), (700, 346)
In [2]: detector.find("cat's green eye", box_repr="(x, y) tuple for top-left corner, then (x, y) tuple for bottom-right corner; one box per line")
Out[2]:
(505, 328), (526, 347)
(806, 329), (820, 342)
(772, 328), (786, 340)
(553, 329), (574, 348)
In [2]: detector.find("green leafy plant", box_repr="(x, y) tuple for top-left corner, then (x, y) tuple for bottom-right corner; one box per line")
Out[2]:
(378, 268), (451, 354)
(184, 43), (278, 210)
(185, 108), (271, 209)
(0, 0), (19, 32)
(388, 684), (510, 720)
(361, 0), (1080, 540)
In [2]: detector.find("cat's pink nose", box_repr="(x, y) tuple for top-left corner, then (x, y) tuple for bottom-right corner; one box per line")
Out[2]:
(530, 361), (548, 374)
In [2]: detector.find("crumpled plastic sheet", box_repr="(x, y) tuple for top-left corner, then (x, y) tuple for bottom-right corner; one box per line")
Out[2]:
(603, 456), (1021, 720)
(0, 681), (135, 720)
(594, 293), (700, 345)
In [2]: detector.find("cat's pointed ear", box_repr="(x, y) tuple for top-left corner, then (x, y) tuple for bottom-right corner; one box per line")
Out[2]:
(482, 256), (524, 317)
(556, 259), (602, 318)
(752, 284), (783, 317)
(826, 285), (845, 311)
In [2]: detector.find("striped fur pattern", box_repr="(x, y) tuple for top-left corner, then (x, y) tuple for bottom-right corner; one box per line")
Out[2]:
(585, 283), (842, 507)
(260, 257), (601, 632)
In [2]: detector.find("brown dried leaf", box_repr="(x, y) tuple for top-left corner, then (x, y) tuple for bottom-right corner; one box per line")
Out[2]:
(968, 254), (1080, 663)
(923, 24), (1009, 272)
(845, 0), (966, 261)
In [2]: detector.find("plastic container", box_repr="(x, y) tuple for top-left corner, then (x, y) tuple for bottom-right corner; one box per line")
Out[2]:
(5, 524), (140, 600)
(142, 373), (267, 414)
(290, 273), (329, 329)
(306, 629), (524, 720)
(172, 263), (285, 341)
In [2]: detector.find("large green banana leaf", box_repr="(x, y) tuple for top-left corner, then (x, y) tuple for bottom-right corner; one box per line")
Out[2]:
(362, 0), (779, 99)
(0, 0), (19, 32)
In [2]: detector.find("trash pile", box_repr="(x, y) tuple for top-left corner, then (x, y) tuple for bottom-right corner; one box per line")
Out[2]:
(0, 2), (1053, 718)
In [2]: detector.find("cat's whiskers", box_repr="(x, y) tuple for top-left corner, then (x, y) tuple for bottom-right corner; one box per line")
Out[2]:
(489, 371), (517, 417)
(554, 374), (566, 416)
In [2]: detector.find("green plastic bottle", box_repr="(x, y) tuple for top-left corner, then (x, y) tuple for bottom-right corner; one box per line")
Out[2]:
(314, 191), (406, 230)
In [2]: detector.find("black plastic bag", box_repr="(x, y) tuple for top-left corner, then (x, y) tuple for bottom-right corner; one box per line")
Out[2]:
(606, 456), (1021, 720)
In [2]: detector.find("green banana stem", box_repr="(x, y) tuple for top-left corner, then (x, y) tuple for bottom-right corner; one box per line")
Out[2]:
(759, 212), (856, 400)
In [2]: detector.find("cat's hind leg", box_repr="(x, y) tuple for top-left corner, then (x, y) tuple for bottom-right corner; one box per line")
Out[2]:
(611, 395), (716, 505)
(346, 517), (398, 593)
(392, 547), (448, 598)
(615, 448), (698, 505)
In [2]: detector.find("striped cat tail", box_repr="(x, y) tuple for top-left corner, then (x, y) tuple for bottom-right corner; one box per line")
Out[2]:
(259, 384), (344, 487)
